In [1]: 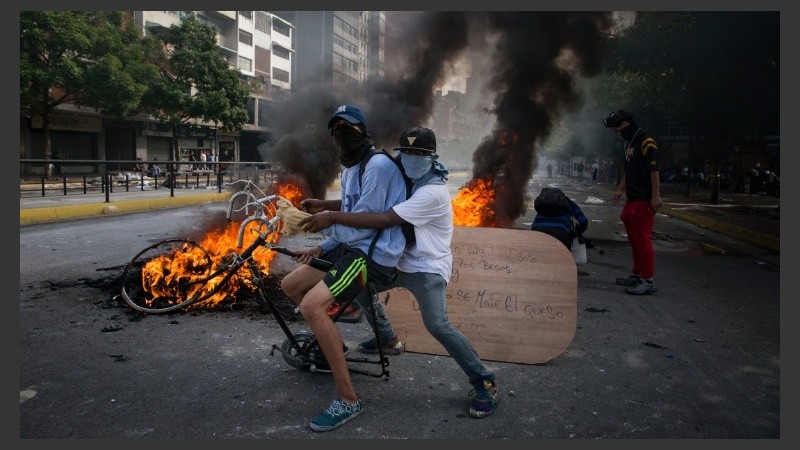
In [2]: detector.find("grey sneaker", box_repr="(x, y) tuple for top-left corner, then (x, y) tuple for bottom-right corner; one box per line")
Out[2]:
(626, 279), (657, 295)
(309, 398), (364, 432)
(616, 274), (640, 286)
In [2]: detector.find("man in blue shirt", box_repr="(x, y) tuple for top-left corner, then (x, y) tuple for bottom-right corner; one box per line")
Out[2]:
(280, 104), (407, 432)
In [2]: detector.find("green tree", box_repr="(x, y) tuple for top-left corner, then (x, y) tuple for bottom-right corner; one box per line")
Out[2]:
(603, 12), (779, 203)
(139, 14), (251, 164)
(20, 11), (154, 177)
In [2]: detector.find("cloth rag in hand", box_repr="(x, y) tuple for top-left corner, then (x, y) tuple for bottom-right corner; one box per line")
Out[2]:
(275, 198), (311, 235)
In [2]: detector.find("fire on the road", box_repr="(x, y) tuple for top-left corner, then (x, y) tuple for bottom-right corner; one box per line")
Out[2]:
(135, 181), (307, 310)
(134, 174), (500, 312)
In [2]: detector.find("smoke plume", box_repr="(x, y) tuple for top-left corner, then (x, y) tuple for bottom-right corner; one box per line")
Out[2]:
(264, 11), (614, 224)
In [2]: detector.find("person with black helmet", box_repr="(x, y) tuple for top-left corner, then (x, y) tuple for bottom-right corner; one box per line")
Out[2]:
(280, 104), (408, 432)
(299, 126), (500, 419)
(603, 109), (663, 295)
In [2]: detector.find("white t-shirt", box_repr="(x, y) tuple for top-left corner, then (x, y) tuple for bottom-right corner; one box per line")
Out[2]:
(391, 183), (453, 282)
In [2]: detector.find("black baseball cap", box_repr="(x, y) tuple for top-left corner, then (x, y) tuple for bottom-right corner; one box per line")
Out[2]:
(603, 109), (633, 128)
(394, 127), (437, 154)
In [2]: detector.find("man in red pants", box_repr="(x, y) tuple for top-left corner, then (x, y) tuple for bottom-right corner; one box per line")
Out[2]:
(604, 109), (663, 295)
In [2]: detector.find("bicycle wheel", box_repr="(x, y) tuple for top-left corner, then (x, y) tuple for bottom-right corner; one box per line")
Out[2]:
(120, 239), (213, 314)
(281, 331), (329, 372)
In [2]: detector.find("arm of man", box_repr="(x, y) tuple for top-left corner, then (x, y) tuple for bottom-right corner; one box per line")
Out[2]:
(571, 201), (589, 234)
(612, 175), (626, 205)
(300, 198), (343, 214)
(650, 170), (663, 211)
(299, 208), (404, 233)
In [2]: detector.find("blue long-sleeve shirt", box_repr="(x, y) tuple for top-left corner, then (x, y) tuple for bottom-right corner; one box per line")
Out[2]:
(319, 149), (408, 268)
(531, 199), (588, 235)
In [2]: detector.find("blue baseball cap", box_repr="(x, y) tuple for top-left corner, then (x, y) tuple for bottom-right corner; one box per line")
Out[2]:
(327, 104), (367, 130)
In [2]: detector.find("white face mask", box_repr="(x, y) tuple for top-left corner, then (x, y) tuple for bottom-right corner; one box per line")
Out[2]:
(400, 153), (433, 180)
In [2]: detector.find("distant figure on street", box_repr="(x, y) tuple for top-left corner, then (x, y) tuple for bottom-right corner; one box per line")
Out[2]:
(547, 163), (553, 179)
(148, 159), (161, 178)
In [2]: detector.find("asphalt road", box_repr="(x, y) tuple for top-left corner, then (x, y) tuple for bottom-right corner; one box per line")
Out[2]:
(18, 172), (782, 441)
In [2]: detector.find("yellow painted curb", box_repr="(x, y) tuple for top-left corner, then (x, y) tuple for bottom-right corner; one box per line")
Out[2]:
(661, 206), (779, 253)
(20, 192), (231, 225)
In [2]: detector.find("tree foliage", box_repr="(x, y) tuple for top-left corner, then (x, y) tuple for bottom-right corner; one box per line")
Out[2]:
(20, 11), (155, 171)
(139, 14), (251, 162)
(606, 11), (779, 160)
(584, 11), (779, 202)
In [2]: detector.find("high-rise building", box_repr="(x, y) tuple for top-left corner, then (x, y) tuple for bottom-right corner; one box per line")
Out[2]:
(273, 11), (384, 104)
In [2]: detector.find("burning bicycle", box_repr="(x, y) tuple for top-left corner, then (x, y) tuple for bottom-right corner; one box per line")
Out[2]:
(119, 179), (393, 378)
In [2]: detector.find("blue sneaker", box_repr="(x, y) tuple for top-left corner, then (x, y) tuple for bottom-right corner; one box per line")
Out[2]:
(468, 379), (499, 418)
(309, 398), (364, 432)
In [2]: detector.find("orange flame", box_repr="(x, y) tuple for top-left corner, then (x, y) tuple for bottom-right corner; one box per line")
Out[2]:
(138, 180), (310, 311)
(273, 181), (305, 208)
(452, 177), (501, 227)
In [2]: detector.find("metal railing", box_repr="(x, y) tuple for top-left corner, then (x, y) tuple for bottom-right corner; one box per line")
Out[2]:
(19, 159), (283, 202)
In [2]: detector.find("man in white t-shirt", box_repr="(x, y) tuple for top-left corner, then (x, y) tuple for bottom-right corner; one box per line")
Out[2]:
(299, 126), (499, 419)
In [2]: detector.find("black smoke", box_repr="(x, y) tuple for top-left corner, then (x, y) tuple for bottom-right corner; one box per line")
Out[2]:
(264, 11), (614, 223)
(469, 12), (614, 225)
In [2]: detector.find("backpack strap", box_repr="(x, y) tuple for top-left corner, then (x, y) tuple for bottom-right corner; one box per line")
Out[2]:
(358, 149), (415, 256)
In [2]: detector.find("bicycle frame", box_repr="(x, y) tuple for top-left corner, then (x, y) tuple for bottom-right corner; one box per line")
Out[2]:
(121, 179), (393, 378)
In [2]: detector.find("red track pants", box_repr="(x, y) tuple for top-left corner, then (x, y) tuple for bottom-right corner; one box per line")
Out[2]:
(620, 200), (656, 279)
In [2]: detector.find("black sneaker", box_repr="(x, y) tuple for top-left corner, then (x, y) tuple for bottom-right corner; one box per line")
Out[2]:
(616, 274), (640, 286)
(357, 335), (406, 355)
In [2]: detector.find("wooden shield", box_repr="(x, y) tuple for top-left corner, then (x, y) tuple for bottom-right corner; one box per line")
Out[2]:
(383, 226), (577, 365)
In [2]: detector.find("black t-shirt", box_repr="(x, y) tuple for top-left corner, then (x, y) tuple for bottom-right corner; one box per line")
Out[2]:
(622, 130), (659, 201)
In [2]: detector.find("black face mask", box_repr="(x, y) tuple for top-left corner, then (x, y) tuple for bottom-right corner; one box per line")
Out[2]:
(619, 122), (639, 141)
(333, 126), (370, 167)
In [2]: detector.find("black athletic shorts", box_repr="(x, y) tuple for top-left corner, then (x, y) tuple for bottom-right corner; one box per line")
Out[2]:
(321, 245), (397, 304)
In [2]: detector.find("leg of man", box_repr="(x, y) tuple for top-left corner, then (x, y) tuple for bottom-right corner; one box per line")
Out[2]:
(281, 264), (325, 304)
(281, 261), (362, 431)
(400, 271), (498, 417)
(623, 200), (655, 279)
(620, 202), (640, 278)
(401, 271), (494, 383)
(354, 280), (400, 345)
(298, 282), (356, 402)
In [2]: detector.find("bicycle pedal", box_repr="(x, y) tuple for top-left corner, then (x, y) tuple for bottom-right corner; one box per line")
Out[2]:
(309, 364), (332, 373)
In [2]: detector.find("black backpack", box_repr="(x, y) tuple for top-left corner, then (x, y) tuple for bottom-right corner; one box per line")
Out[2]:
(534, 187), (571, 217)
(358, 149), (416, 246)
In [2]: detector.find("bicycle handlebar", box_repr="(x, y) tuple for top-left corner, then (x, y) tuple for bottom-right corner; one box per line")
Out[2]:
(267, 246), (333, 272)
(225, 181), (333, 272)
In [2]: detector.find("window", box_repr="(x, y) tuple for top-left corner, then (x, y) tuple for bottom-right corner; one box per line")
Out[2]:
(239, 30), (252, 46)
(273, 19), (290, 37)
(239, 11), (252, 20)
(273, 68), (289, 83)
(238, 55), (252, 72)
(272, 44), (290, 60)
(258, 99), (269, 127)
(246, 97), (256, 125)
